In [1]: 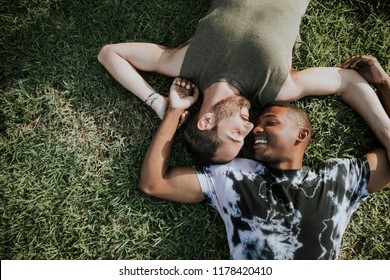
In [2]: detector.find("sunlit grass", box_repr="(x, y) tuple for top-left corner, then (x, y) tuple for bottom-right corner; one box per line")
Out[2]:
(0, 0), (388, 259)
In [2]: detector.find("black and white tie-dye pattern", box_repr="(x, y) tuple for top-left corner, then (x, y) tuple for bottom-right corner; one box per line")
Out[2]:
(196, 157), (371, 259)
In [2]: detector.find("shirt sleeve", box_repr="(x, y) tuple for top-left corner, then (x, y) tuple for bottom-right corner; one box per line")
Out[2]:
(347, 156), (371, 208)
(194, 165), (217, 208)
(325, 156), (371, 211)
(194, 159), (262, 211)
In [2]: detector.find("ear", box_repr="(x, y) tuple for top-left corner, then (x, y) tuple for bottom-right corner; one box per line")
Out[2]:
(296, 128), (311, 143)
(197, 113), (215, 131)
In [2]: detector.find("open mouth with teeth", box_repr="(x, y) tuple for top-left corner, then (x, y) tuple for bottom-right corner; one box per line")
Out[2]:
(254, 139), (268, 145)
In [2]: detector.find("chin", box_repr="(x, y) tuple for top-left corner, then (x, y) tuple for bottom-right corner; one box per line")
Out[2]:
(255, 154), (276, 163)
(255, 155), (268, 162)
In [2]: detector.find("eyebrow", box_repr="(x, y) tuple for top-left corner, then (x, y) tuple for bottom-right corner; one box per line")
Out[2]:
(256, 114), (279, 124)
(263, 114), (278, 118)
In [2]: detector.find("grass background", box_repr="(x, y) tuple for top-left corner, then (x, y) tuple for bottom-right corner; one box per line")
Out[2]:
(0, 0), (389, 260)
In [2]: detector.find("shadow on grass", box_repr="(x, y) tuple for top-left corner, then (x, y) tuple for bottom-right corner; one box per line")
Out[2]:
(1, 0), (388, 260)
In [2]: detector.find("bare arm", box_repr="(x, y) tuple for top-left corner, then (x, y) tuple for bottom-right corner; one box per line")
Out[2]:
(97, 42), (189, 119)
(376, 78), (390, 116)
(139, 78), (205, 203)
(342, 55), (390, 116)
(365, 148), (390, 193)
(279, 67), (390, 164)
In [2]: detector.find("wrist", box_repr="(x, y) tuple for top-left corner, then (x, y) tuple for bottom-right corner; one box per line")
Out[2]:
(375, 75), (390, 88)
(166, 107), (186, 116)
(145, 92), (160, 108)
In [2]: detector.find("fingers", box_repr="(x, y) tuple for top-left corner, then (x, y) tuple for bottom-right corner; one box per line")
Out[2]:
(348, 57), (361, 69)
(342, 55), (376, 69)
(173, 77), (199, 96)
(173, 77), (195, 90)
(341, 56), (360, 69)
(191, 84), (200, 100)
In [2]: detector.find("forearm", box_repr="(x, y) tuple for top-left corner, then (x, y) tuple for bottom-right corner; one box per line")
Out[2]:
(338, 68), (388, 128)
(338, 69), (390, 158)
(139, 108), (183, 191)
(374, 76), (390, 117)
(98, 46), (156, 100)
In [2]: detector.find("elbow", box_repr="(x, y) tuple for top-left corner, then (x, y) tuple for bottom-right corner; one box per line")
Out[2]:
(97, 44), (114, 65)
(138, 179), (157, 196)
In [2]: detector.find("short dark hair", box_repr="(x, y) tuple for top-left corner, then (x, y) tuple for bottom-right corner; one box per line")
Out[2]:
(183, 113), (221, 165)
(264, 101), (312, 139)
(184, 95), (251, 164)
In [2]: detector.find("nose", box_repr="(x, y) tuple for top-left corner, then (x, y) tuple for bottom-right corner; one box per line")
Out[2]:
(245, 121), (254, 128)
(252, 125), (264, 134)
(244, 121), (254, 133)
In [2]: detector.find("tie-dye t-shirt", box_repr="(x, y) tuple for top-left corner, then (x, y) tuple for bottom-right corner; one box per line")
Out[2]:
(195, 157), (371, 259)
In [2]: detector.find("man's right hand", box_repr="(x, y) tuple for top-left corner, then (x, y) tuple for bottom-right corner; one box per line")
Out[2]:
(169, 77), (199, 111)
(139, 76), (205, 204)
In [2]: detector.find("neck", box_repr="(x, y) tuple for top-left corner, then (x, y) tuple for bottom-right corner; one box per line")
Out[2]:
(263, 155), (304, 171)
(199, 82), (240, 115)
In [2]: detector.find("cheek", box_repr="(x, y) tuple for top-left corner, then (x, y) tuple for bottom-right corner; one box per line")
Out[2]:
(279, 134), (298, 148)
(270, 132), (292, 147)
(244, 128), (252, 137)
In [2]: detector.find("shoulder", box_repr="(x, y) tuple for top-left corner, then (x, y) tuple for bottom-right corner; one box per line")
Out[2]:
(317, 156), (369, 171)
(229, 158), (265, 170)
(310, 156), (370, 185)
(195, 158), (265, 176)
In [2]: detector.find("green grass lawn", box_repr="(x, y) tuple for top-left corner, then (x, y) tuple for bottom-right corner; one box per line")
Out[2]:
(0, 0), (389, 260)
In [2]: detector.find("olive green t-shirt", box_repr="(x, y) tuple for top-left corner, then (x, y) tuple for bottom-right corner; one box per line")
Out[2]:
(180, 0), (310, 107)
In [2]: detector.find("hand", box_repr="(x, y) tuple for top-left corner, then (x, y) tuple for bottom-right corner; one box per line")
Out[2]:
(169, 77), (199, 111)
(342, 55), (389, 86)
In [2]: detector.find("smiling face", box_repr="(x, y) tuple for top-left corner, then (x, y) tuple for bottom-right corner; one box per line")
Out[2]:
(184, 95), (253, 164)
(212, 106), (254, 163)
(252, 104), (311, 169)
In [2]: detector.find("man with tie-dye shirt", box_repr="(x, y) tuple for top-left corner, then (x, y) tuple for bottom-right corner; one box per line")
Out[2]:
(139, 77), (389, 260)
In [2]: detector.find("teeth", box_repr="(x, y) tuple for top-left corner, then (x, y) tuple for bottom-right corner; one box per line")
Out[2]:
(255, 139), (268, 144)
